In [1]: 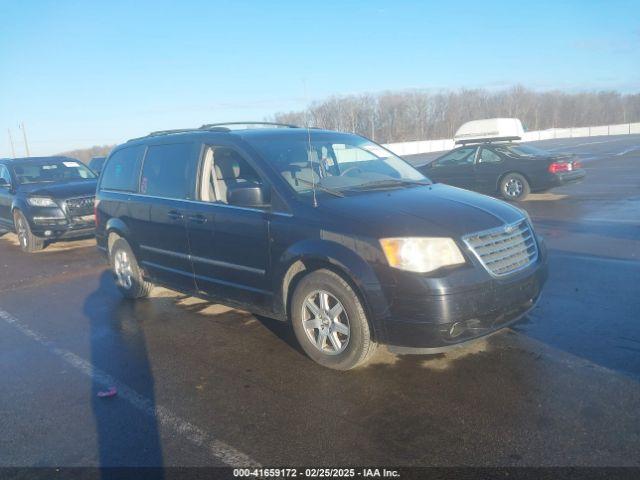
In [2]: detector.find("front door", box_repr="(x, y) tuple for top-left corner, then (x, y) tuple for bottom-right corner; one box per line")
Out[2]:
(186, 145), (272, 309)
(474, 147), (505, 194)
(132, 142), (200, 293)
(426, 146), (477, 190)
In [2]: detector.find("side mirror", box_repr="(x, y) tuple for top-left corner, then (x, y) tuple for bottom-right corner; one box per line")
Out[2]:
(0, 178), (10, 189)
(227, 184), (270, 208)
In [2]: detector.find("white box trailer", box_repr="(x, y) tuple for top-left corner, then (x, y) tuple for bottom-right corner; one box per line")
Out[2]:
(454, 118), (525, 145)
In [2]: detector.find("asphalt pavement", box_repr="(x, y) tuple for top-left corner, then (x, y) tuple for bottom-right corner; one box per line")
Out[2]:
(0, 134), (639, 468)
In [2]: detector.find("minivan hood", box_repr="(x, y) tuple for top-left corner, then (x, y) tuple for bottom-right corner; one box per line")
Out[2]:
(18, 180), (97, 199)
(318, 183), (525, 239)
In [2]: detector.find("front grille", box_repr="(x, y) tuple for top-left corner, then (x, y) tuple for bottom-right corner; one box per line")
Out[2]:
(463, 220), (538, 277)
(65, 196), (95, 216)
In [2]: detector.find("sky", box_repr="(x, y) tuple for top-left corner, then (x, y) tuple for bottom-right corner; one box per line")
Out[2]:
(0, 0), (638, 156)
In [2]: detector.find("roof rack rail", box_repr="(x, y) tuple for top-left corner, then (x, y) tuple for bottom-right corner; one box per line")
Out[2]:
(199, 121), (299, 130)
(126, 121), (300, 143)
(148, 128), (200, 137)
(455, 136), (521, 145)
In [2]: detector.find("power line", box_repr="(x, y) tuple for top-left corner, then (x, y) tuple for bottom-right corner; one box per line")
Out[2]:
(7, 129), (16, 158)
(19, 122), (30, 156)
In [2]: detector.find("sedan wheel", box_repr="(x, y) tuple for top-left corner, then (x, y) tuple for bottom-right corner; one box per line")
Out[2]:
(500, 173), (530, 201)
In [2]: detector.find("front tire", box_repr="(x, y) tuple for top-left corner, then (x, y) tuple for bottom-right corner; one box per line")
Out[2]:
(500, 173), (530, 201)
(291, 269), (377, 370)
(109, 238), (152, 299)
(13, 210), (44, 252)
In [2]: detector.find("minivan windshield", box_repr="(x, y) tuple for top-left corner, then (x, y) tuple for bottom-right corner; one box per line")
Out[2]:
(11, 160), (97, 185)
(246, 133), (429, 197)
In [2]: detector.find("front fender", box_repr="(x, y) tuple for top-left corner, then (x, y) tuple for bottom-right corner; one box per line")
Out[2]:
(273, 237), (389, 340)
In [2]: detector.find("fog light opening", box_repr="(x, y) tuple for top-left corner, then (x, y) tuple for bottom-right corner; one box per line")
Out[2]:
(44, 230), (52, 237)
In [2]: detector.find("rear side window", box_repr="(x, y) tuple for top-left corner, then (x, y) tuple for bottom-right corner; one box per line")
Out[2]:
(101, 146), (145, 192)
(479, 148), (502, 164)
(140, 143), (199, 200)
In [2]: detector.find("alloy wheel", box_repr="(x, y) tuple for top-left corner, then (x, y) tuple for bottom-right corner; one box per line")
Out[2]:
(16, 215), (28, 248)
(301, 290), (350, 355)
(114, 249), (133, 290)
(504, 178), (523, 198)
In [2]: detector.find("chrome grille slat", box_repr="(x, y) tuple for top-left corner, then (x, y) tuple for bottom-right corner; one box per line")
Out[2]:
(66, 196), (95, 217)
(463, 220), (538, 277)
(474, 234), (533, 257)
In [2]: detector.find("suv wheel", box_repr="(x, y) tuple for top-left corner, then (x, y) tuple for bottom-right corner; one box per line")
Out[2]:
(291, 269), (377, 370)
(109, 238), (152, 299)
(13, 210), (44, 252)
(500, 173), (530, 201)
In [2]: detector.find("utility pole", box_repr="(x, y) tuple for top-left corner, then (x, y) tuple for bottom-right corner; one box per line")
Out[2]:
(7, 129), (16, 158)
(20, 122), (30, 157)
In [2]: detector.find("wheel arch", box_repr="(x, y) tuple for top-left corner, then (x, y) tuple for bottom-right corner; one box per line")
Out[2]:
(104, 217), (135, 255)
(274, 239), (388, 341)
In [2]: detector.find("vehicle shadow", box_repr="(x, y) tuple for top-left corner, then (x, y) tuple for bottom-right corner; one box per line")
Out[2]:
(84, 271), (164, 476)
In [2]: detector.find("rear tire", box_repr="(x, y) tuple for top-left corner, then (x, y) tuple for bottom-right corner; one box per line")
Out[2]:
(13, 210), (44, 253)
(291, 269), (377, 370)
(500, 173), (530, 201)
(109, 238), (152, 299)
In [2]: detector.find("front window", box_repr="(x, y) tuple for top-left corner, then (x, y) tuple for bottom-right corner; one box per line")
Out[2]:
(246, 133), (428, 197)
(494, 144), (550, 157)
(11, 159), (96, 185)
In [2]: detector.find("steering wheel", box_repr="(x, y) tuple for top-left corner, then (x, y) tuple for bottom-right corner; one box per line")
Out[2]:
(340, 166), (363, 177)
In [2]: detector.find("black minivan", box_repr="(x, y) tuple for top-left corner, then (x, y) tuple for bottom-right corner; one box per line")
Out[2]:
(96, 123), (548, 370)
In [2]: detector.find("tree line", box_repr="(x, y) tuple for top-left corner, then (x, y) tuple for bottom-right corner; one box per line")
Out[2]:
(59, 86), (640, 161)
(59, 144), (113, 165)
(271, 86), (640, 143)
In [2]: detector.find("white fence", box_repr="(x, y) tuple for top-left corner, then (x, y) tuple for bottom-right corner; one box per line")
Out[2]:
(383, 122), (640, 156)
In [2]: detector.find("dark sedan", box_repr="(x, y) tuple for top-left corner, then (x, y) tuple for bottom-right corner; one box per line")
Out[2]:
(420, 143), (586, 200)
(0, 156), (97, 252)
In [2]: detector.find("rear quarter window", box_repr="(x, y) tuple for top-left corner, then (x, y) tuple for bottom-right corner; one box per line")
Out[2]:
(100, 145), (145, 192)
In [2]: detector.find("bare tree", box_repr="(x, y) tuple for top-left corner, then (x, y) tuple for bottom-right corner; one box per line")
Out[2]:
(270, 86), (640, 143)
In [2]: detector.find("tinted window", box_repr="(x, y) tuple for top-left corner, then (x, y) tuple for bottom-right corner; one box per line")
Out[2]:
(494, 144), (549, 157)
(433, 147), (476, 167)
(479, 148), (502, 163)
(89, 157), (106, 173)
(101, 146), (145, 192)
(140, 143), (198, 200)
(0, 165), (11, 185)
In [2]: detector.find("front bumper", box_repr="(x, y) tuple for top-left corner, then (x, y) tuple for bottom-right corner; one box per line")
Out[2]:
(378, 244), (548, 351)
(29, 214), (95, 240)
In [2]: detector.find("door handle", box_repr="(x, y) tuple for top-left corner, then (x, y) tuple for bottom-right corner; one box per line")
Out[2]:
(167, 210), (183, 220)
(187, 214), (207, 224)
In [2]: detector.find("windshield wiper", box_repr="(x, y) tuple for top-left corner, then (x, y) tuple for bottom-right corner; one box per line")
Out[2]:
(349, 179), (431, 190)
(296, 178), (345, 197)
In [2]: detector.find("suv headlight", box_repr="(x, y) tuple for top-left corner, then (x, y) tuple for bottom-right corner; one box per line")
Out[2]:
(27, 197), (57, 207)
(379, 237), (465, 273)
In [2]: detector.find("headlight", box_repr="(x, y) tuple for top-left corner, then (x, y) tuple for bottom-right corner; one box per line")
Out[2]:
(379, 237), (465, 273)
(27, 197), (57, 207)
